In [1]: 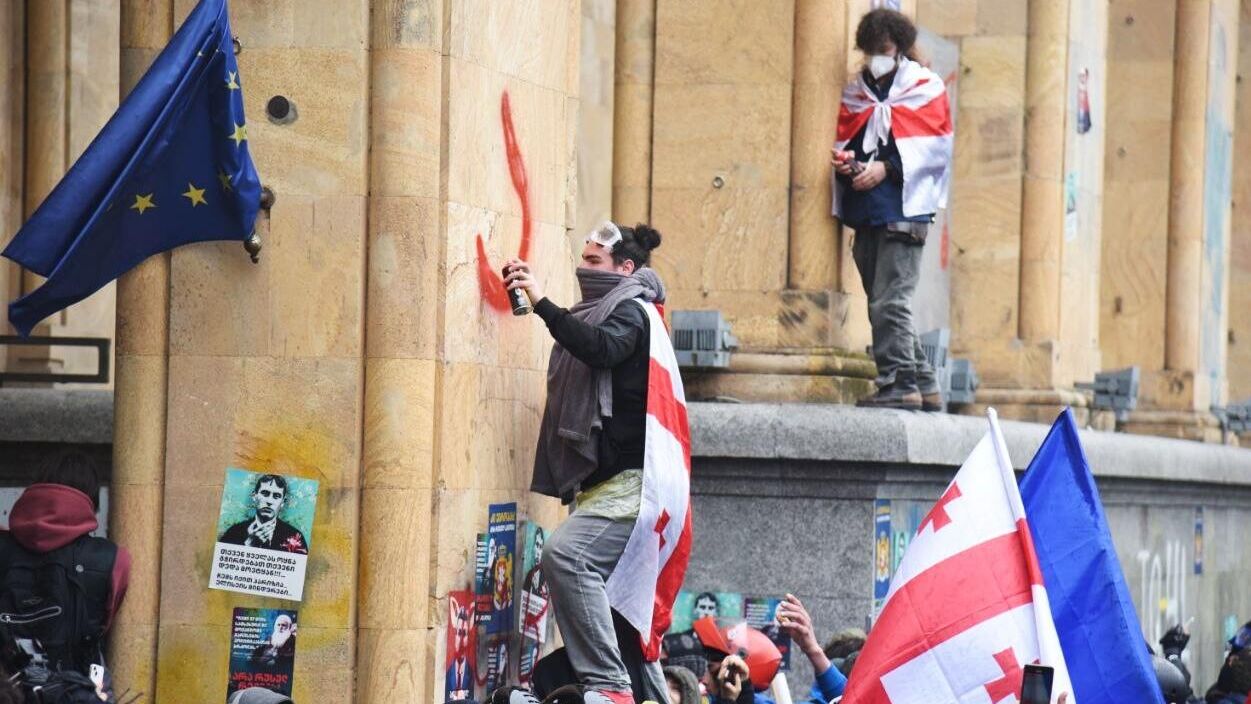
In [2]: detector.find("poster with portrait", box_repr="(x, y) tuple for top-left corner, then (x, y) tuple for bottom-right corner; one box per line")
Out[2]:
(445, 590), (477, 702)
(517, 521), (549, 687)
(745, 597), (792, 671)
(227, 607), (298, 699)
(482, 635), (511, 694)
(474, 532), (493, 630)
(668, 590), (743, 634)
(483, 503), (516, 635)
(209, 468), (319, 601)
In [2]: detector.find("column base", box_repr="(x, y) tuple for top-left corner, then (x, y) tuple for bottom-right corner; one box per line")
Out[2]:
(1118, 409), (1234, 445)
(951, 387), (1110, 428)
(682, 348), (877, 404)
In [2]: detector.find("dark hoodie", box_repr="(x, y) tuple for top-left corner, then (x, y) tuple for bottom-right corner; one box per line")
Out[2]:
(5, 483), (132, 629)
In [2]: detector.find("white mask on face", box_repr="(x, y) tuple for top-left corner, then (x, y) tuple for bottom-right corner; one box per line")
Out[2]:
(868, 54), (897, 79)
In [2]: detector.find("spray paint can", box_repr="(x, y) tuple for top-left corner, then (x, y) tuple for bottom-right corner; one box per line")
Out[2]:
(503, 265), (532, 316)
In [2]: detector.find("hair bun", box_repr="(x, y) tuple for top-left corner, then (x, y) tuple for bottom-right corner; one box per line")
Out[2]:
(635, 223), (662, 251)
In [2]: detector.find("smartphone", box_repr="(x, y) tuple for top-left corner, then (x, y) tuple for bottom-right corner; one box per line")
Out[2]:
(1020, 664), (1054, 704)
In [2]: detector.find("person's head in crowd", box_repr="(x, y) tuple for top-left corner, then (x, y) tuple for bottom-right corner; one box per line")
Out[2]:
(691, 592), (719, 621)
(1151, 654), (1191, 704)
(228, 687), (294, 704)
(663, 665), (701, 704)
(662, 631), (707, 681)
(38, 449), (101, 510)
(823, 627), (867, 661)
(581, 222), (662, 276)
(251, 474), (288, 523)
(1214, 647), (1251, 697)
(854, 8), (920, 79)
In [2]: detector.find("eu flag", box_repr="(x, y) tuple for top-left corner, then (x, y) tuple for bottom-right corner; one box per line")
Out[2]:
(2, 0), (259, 336)
(1020, 409), (1164, 704)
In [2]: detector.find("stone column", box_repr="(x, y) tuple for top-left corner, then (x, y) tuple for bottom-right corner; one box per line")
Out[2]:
(150, 0), (370, 699)
(15, 0), (66, 353)
(106, 0), (172, 697)
(0, 0), (23, 343)
(356, 0), (444, 700)
(1017, 0), (1069, 348)
(612, 0), (654, 225)
(1164, 0), (1210, 380)
(786, 0), (843, 293)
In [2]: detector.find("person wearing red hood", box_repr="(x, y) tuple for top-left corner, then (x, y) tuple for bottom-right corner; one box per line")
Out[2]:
(0, 451), (131, 672)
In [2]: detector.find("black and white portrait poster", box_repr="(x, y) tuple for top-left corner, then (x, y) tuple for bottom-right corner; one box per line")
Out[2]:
(210, 468), (319, 601)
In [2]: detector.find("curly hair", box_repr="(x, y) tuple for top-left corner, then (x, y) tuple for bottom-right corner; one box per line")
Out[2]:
(611, 223), (663, 270)
(855, 9), (919, 61)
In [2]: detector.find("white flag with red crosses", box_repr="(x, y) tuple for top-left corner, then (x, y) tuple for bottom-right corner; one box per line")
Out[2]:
(843, 411), (1073, 704)
(604, 300), (692, 661)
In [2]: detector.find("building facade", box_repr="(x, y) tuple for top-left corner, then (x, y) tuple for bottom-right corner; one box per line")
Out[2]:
(2, 0), (1251, 701)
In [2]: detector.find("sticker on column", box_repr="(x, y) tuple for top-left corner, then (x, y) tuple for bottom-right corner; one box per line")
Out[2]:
(227, 607), (298, 699)
(1076, 68), (1093, 135)
(210, 468), (319, 601)
(1064, 171), (1079, 242)
(446, 590), (477, 701)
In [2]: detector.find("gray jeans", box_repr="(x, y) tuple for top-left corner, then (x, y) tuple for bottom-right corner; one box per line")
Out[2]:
(543, 510), (665, 698)
(852, 225), (939, 393)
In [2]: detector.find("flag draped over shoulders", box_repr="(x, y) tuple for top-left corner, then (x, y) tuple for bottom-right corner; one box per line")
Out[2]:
(604, 300), (692, 661)
(831, 56), (952, 220)
(3, 0), (260, 335)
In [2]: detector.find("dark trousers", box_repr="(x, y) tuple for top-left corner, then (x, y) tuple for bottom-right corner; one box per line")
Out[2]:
(852, 226), (939, 393)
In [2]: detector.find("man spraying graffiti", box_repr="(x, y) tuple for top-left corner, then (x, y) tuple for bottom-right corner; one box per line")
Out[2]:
(505, 222), (692, 704)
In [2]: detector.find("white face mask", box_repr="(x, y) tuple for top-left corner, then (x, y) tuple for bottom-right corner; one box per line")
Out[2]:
(868, 54), (897, 79)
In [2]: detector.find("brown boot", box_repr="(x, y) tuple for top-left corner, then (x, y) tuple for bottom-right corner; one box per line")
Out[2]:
(857, 372), (923, 410)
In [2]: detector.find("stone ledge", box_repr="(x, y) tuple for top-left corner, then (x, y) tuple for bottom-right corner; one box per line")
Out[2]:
(0, 389), (114, 444)
(689, 402), (1251, 486)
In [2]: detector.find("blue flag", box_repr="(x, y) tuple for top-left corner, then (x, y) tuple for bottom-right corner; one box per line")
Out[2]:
(3, 0), (259, 335)
(1020, 409), (1163, 704)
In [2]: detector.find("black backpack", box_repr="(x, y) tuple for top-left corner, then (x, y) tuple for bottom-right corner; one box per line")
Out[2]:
(0, 532), (117, 677)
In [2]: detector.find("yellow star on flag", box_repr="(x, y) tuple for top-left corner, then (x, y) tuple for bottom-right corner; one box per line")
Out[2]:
(182, 183), (207, 207)
(229, 122), (247, 147)
(130, 193), (156, 214)
(218, 169), (233, 192)
(225, 71), (239, 90)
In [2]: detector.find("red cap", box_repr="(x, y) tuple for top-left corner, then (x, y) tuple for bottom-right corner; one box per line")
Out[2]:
(692, 617), (782, 691)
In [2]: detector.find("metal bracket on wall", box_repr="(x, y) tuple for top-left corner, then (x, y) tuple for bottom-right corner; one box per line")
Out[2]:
(0, 336), (111, 385)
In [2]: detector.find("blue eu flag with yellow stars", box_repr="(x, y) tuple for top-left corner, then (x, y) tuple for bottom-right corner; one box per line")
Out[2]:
(2, 0), (259, 336)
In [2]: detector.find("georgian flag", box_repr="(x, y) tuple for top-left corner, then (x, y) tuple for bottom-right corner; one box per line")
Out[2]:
(604, 300), (692, 660)
(831, 55), (953, 219)
(844, 411), (1074, 704)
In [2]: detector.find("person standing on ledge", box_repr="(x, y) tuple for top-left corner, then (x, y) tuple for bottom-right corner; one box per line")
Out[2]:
(831, 8), (953, 411)
(504, 221), (691, 704)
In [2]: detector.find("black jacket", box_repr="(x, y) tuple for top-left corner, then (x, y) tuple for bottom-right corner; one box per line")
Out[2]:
(219, 518), (309, 555)
(535, 296), (649, 491)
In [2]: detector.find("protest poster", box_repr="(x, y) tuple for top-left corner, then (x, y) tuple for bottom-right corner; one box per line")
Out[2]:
(485, 503), (517, 634)
(482, 635), (511, 694)
(227, 607), (297, 699)
(474, 532), (493, 629)
(446, 590), (477, 702)
(517, 521), (549, 687)
(745, 597), (792, 671)
(668, 590), (743, 633)
(873, 499), (892, 615)
(210, 468), (318, 601)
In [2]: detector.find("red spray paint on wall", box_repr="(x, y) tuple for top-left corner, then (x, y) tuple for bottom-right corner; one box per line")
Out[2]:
(476, 92), (533, 312)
